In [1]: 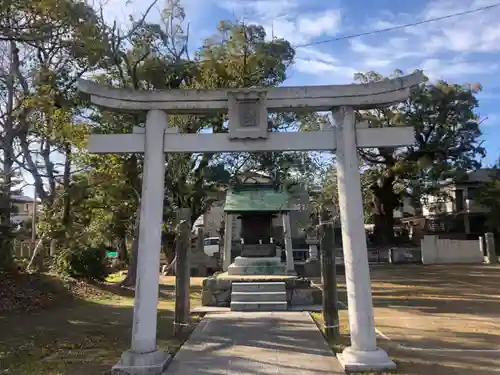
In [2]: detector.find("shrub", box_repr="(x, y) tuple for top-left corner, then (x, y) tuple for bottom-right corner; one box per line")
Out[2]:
(54, 245), (109, 281)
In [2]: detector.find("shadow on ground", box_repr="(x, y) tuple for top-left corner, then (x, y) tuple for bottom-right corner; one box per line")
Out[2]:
(365, 264), (500, 375)
(0, 275), (202, 375)
(164, 312), (343, 375)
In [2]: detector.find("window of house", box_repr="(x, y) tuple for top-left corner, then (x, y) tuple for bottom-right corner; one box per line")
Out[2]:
(467, 187), (478, 200)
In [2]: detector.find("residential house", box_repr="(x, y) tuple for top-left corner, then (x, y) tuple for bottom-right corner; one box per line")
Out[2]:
(11, 195), (37, 225)
(400, 169), (494, 242)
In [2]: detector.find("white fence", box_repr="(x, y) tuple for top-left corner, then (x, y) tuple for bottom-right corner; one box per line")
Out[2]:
(421, 235), (483, 264)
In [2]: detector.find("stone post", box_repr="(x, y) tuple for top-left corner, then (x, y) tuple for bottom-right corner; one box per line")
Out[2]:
(282, 212), (295, 273)
(334, 107), (395, 372)
(112, 110), (169, 375)
(319, 209), (340, 340)
(223, 213), (233, 271)
(485, 232), (497, 264)
(304, 224), (321, 277)
(309, 242), (319, 260)
(174, 208), (191, 338)
(193, 226), (207, 276)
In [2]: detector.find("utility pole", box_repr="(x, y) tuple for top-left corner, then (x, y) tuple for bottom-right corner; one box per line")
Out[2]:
(174, 208), (191, 338)
(319, 207), (340, 340)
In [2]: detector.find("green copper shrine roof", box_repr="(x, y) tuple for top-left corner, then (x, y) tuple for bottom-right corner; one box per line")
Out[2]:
(224, 185), (293, 212)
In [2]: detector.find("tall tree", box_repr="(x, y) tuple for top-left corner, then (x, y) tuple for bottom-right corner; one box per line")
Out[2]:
(476, 163), (500, 233)
(80, 9), (297, 285)
(0, 0), (105, 268)
(355, 70), (484, 245)
(318, 165), (377, 224)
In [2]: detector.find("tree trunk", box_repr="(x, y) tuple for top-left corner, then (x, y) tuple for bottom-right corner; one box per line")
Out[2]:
(161, 231), (176, 264)
(0, 150), (14, 270)
(371, 173), (397, 246)
(117, 235), (129, 264)
(0, 41), (17, 271)
(120, 208), (140, 287)
(60, 143), (72, 251)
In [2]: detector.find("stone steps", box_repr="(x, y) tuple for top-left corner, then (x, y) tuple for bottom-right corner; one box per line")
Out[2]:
(230, 301), (287, 311)
(230, 282), (287, 311)
(232, 282), (285, 293)
(231, 291), (287, 302)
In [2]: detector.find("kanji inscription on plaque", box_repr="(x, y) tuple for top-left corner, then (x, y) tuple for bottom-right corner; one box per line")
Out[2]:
(227, 91), (268, 139)
(239, 100), (259, 127)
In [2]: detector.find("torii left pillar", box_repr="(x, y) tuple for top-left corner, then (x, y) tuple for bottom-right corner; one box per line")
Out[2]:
(112, 110), (170, 374)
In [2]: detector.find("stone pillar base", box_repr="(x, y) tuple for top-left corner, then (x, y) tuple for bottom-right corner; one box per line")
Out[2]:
(111, 349), (172, 375)
(304, 259), (321, 277)
(337, 347), (396, 373)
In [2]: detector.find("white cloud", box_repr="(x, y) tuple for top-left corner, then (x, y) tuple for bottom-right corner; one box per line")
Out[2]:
(296, 10), (341, 40)
(214, 0), (350, 81)
(415, 0), (500, 55)
(216, 0), (342, 45)
(294, 59), (357, 81)
(216, 0), (299, 20)
(418, 58), (498, 81)
(295, 47), (338, 64)
(347, 0), (500, 81)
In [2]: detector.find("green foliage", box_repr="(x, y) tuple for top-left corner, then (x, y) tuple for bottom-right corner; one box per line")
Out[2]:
(354, 70), (484, 244)
(315, 166), (376, 223)
(53, 245), (109, 281)
(198, 21), (294, 88)
(7, 0), (487, 277)
(0, 167), (24, 270)
(476, 166), (500, 232)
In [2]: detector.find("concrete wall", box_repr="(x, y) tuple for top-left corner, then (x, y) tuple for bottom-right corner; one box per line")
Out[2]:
(421, 235), (483, 264)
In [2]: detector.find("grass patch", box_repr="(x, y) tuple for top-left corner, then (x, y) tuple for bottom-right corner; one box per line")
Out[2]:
(310, 311), (351, 354)
(105, 271), (126, 283)
(311, 311), (397, 375)
(0, 275), (203, 375)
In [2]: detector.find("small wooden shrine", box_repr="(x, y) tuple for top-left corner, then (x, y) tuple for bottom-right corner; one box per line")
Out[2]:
(222, 181), (295, 275)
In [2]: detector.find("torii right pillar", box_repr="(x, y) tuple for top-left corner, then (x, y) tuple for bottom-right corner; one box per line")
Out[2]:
(334, 106), (396, 372)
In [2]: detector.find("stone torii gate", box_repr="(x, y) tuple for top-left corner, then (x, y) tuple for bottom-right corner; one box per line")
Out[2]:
(78, 71), (424, 374)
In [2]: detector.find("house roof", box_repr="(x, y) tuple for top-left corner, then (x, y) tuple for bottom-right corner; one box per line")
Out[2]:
(441, 168), (498, 186)
(224, 185), (292, 212)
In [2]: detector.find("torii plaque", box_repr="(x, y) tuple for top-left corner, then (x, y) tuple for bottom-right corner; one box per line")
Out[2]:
(78, 71), (424, 374)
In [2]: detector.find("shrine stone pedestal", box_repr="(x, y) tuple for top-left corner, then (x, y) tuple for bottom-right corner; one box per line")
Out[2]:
(228, 256), (287, 276)
(228, 243), (290, 276)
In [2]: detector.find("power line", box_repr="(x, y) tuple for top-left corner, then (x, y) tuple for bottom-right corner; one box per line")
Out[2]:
(294, 3), (500, 48)
(98, 3), (500, 73)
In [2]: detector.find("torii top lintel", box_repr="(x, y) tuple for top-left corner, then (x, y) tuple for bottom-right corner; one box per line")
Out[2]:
(78, 71), (424, 114)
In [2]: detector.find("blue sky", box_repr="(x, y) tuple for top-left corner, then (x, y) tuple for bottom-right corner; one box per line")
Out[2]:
(23, 0), (500, 198)
(99, 0), (500, 165)
(22, 0), (500, 198)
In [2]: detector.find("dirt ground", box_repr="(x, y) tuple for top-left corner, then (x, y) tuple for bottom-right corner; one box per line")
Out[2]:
(0, 277), (203, 375)
(327, 264), (500, 375)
